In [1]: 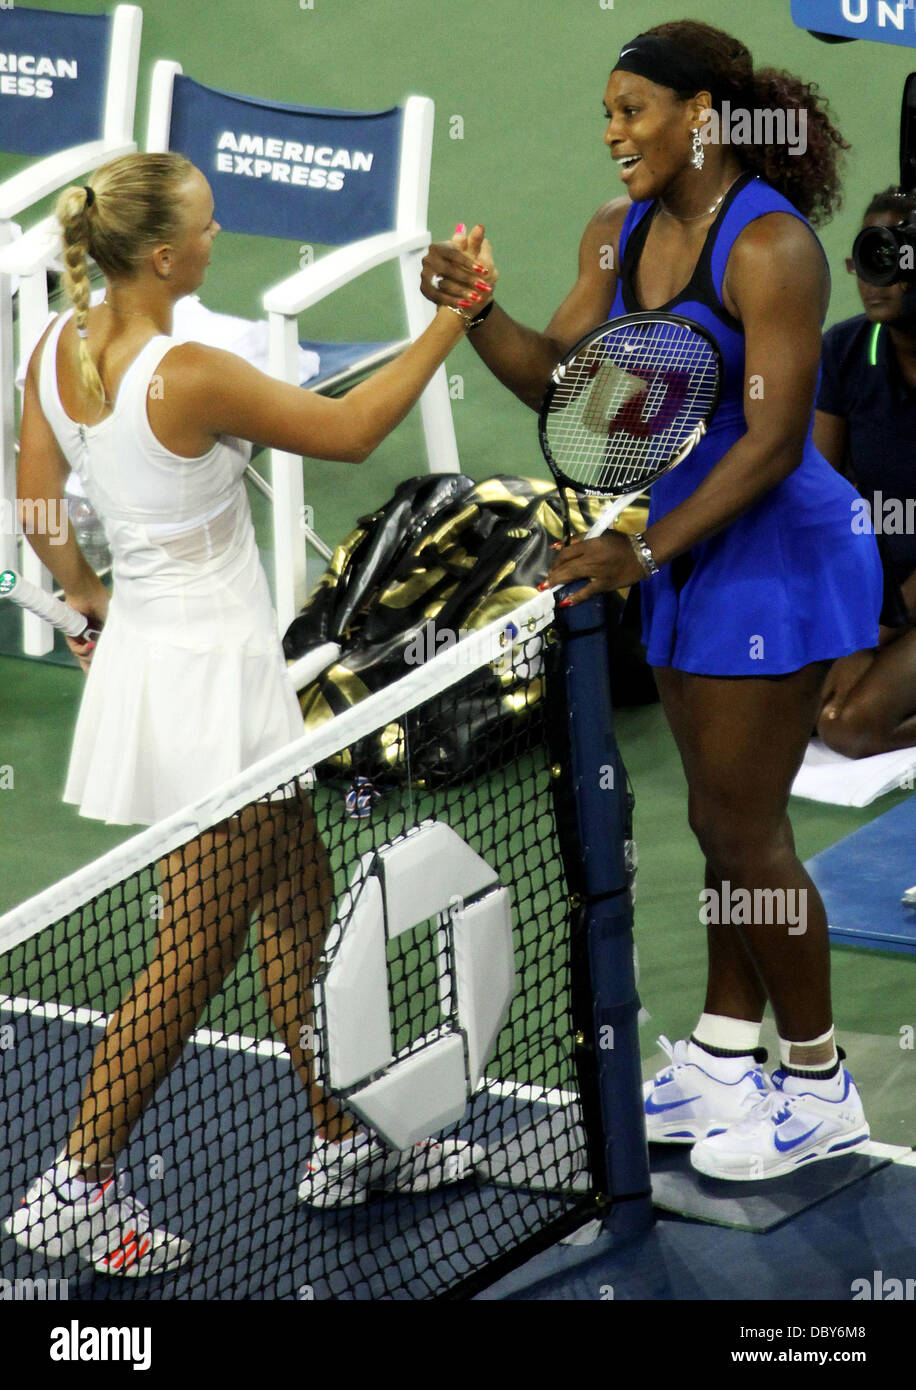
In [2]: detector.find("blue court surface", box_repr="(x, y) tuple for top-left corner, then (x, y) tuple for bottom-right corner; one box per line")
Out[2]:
(474, 1156), (916, 1300)
(807, 797), (916, 955)
(0, 1000), (590, 1299)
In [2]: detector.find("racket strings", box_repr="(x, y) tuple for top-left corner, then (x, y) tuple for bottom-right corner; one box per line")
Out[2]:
(546, 319), (719, 495)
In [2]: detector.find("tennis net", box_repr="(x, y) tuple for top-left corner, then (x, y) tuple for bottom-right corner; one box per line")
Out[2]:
(0, 591), (604, 1299)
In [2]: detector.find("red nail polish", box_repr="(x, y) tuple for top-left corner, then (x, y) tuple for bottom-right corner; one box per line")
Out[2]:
(473, 264), (487, 274)
(458, 299), (473, 308)
(454, 223), (466, 235)
(469, 292), (481, 302)
(558, 597), (572, 608)
(474, 280), (490, 292)
(537, 581), (548, 591)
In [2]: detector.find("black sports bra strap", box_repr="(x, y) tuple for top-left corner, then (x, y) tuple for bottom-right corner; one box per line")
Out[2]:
(621, 171), (753, 324)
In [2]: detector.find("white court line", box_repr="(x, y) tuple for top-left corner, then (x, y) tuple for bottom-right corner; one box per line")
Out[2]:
(481, 1076), (577, 1108)
(861, 1140), (913, 1161)
(0, 993), (287, 1061)
(0, 998), (577, 1103)
(0, 993), (103, 1030)
(3, 1001), (909, 1164)
(480, 1083), (916, 1166)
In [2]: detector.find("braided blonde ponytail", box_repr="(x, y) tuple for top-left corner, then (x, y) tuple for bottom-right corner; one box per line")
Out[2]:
(56, 183), (105, 404)
(54, 153), (195, 406)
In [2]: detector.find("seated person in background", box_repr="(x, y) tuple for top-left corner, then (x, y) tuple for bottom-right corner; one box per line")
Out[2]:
(813, 187), (916, 758)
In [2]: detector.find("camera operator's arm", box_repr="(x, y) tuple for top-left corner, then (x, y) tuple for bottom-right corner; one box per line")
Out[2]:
(813, 410), (848, 475)
(813, 320), (853, 478)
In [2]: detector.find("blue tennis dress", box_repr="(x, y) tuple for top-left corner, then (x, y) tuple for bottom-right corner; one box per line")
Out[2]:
(611, 172), (882, 676)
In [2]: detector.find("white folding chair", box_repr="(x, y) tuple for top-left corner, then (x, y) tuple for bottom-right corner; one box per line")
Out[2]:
(0, 3), (142, 654)
(146, 62), (459, 636)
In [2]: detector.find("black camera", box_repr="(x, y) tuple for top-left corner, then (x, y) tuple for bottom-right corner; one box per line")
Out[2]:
(852, 72), (916, 286)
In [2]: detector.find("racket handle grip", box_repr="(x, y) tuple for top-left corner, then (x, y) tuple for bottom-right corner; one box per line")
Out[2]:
(584, 489), (645, 540)
(0, 568), (93, 639)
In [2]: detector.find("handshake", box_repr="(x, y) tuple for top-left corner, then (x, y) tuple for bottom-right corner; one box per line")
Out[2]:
(421, 221), (498, 328)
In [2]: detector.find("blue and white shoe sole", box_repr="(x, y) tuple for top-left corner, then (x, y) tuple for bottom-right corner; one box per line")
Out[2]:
(646, 1117), (732, 1144)
(689, 1126), (871, 1181)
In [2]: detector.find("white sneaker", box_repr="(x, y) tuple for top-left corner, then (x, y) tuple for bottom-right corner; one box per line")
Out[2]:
(383, 1137), (485, 1194)
(643, 1036), (769, 1144)
(689, 1065), (870, 1181)
(3, 1162), (190, 1277)
(298, 1132), (485, 1207)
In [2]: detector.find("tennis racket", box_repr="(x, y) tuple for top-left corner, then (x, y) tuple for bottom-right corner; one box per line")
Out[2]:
(538, 312), (723, 544)
(0, 568), (101, 642)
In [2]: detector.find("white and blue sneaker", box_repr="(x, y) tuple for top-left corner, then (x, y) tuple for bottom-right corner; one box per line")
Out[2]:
(689, 1065), (870, 1181)
(643, 1036), (769, 1144)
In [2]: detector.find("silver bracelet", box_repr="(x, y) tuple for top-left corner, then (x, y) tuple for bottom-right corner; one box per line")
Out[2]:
(628, 531), (658, 578)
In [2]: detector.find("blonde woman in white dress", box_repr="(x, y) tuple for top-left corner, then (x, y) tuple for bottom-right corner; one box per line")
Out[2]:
(5, 153), (496, 1277)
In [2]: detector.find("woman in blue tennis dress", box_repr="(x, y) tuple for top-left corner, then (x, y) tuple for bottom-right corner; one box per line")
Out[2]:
(615, 171), (881, 677)
(421, 20), (880, 1183)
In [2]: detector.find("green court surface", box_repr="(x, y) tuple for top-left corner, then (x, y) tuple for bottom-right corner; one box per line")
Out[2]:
(2, 1), (915, 1150)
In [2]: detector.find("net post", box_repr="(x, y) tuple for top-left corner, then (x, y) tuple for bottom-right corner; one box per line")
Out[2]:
(553, 586), (653, 1240)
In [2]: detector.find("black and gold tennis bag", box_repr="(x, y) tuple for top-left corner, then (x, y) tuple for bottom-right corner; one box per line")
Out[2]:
(283, 473), (654, 785)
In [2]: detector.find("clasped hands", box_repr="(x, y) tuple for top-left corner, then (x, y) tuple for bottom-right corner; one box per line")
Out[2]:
(422, 223), (647, 604)
(421, 222), (497, 318)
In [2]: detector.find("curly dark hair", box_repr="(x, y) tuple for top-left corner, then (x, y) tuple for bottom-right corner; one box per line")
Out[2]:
(864, 186), (916, 220)
(644, 19), (849, 226)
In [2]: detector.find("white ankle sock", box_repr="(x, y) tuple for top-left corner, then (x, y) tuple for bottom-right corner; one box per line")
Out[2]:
(780, 1063), (846, 1100)
(693, 1013), (762, 1054)
(50, 1159), (102, 1201)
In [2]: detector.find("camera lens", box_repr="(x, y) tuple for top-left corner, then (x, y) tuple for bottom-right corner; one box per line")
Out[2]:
(853, 225), (908, 286)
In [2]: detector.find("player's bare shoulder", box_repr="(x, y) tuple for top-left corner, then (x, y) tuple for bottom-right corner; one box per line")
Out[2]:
(25, 314), (64, 386)
(544, 197), (630, 349)
(578, 196), (631, 276)
(725, 210), (828, 308)
(156, 340), (251, 403)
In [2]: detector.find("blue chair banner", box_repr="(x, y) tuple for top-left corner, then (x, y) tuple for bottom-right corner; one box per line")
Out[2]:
(0, 8), (109, 155)
(792, 0), (916, 48)
(169, 78), (403, 244)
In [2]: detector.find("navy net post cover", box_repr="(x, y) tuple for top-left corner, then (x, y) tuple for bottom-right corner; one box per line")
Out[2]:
(0, 594), (596, 1300)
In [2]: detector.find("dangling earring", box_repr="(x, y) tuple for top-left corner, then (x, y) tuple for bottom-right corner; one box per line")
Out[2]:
(691, 127), (705, 171)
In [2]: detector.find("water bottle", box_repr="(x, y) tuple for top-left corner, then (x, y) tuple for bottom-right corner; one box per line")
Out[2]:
(66, 489), (111, 573)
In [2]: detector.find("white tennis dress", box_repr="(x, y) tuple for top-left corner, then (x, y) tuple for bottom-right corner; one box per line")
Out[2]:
(38, 309), (304, 826)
